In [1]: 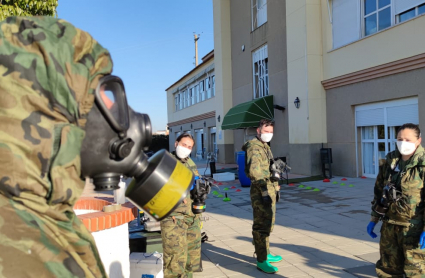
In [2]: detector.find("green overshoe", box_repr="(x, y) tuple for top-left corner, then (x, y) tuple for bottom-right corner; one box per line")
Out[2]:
(267, 253), (283, 263)
(256, 261), (278, 274)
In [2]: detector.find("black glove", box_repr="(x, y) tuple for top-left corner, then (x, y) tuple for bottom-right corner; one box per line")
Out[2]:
(270, 159), (289, 182)
(191, 178), (211, 202)
(261, 188), (272, 206)
(276, 191), (280, 203)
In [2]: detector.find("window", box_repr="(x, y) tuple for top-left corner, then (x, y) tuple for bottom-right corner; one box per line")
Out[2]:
(252, 45), (269, 99)
(333, 1), (425, 48)
(199, 80), (204, 92)
(194, 85), (199, 104)
(175, 94), (179, 111)
(187, 90), (191, 107)
(191, 87), (196, 105)
(332, 0), (361, 48)
(199, 80), (205, 102)
(211, 75), (215, 97)
(179, 93), (183, 110)
(355, 97), (419, 177)
(181, 91), (185, 109)
(206, 77), (211, 99)
(363, 0), (392, 36)
(251, 0), (267, 30)
(420, 3), (425, 14)
(397, 2), (425, 23)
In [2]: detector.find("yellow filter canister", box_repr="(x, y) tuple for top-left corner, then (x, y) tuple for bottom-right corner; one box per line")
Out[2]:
(125, 150), (194, 221)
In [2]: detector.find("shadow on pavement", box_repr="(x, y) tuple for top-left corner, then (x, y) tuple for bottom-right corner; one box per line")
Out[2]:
(198, 176), (381, 277)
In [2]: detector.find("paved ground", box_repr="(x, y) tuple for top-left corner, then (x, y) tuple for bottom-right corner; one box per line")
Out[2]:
(195, 176), (381, 278)
(80, 158), (381, 277)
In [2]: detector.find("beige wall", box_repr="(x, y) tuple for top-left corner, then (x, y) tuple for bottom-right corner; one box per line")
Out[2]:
(213, 0), (234, 163)
(322, 2), (425, 79)
(286, 0), (327, 145)
(230, 0), (289, 159)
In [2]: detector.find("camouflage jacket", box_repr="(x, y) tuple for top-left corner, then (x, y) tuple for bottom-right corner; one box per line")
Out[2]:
(167, 152), (200, 217)
(372, 145), (425, 227)
(0, 17), (112, 277)
(242, 137), (274, 187)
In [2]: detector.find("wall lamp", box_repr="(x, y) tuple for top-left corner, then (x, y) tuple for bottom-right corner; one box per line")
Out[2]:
(273, 104), (285, 111)
(294, 97), (300, 109)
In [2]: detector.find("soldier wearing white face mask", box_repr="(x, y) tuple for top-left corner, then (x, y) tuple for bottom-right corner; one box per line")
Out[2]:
(242, 119), (282, 274)
(160, 133), (203, 277)
(368, 123), (425, 277)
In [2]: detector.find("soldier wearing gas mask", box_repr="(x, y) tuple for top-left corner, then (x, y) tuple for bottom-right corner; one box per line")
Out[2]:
(242, 119), (282, 274)
(0, 17), (193, 277)
(160, 133), (208, 278)
(368, 123), (425, 277)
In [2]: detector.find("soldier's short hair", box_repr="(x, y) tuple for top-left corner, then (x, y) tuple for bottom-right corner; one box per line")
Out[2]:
(397, 123), (421, 139)
(176, 132), (195, 145)
(258, 119), (274, 129)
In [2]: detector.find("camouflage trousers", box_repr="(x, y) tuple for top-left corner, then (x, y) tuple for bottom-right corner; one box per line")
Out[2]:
(376, 221), (425, 278)
(160, 214), (202, 278)
(250, 182), (277, 262)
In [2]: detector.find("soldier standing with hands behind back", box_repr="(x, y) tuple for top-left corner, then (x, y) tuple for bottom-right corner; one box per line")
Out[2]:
(242, 119), (282, 274)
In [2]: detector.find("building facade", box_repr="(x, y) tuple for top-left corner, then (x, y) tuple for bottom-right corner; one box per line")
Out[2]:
(213, 0), (425, 177)
(285, 0), (425, 177)
(166, 51), (234, 163)
(319, 0), (425, 177)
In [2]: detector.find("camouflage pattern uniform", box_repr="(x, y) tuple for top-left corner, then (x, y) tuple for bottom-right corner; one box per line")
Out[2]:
(371, 145), (425, 277)
(242, 137), (279, 262)
(160, 152), (202, 278)
(0, 17), (113, 277)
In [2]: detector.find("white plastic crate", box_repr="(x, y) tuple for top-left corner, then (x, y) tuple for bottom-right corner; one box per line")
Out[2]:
(213, 172), (235, 181)
(130, 252), (164, 278)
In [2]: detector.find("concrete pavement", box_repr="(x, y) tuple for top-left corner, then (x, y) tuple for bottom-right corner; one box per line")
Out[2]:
(195, 177), (381, 278)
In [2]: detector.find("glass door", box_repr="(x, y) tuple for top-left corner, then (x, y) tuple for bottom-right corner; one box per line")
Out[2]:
(361, 126), (376, 176)
(361, 125), (401, 177)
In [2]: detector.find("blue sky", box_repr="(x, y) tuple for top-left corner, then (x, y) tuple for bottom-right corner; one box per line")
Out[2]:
(57, 1), (214, 132)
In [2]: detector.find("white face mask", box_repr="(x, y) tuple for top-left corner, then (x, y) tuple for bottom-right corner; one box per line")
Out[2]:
(397, 141), (417, 156)
(176, 145), (192, 159)
(260, 133), (273, 143)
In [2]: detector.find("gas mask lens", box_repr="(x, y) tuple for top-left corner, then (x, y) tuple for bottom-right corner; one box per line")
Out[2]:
(95, 75), (130, 134)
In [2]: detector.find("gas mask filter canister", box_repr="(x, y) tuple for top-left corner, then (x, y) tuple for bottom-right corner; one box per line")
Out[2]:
(80, 75), (194, 220)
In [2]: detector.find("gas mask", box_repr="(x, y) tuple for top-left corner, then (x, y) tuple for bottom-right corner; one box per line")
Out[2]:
(80, 75), (194, 220)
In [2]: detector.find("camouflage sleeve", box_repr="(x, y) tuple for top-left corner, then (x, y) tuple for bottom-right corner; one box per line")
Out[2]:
(246, 146), (268, 187)
(186, 158), (200, 177)
(193, 168), (201, 177)
(371, 164), (386, 218)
